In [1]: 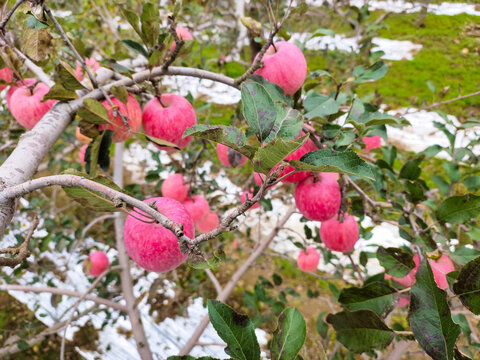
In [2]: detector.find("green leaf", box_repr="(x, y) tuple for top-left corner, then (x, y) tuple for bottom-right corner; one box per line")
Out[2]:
(248, 76), (292, 106)
(436, 195), (480, 224)
(110, 86), (129, 104)
(253, 135), (308, 175)
(326, 310), (394, 353)
(183, 124), (256, 158)
(121, 8), (142, 40)
(57, 60), (85, 91)
(207, 300), (260, 360)
(270, 308), (306, 360)
(399, 157), (423, 180)
(303, 93), (340, 119)
(78, 98), (110, 124)
(289, 149), (374, 180)
(122, 39), (149, 57)
(85, 130), (112, 177)
(316, 312), (329, 338)
(43, 83), (77, 101)
(409, 260), (460, 360)
(264, 105), (303, 143)
(140, 3), (159, 48)
(453, 256), (480, 315)
(310, 28), (335, 38)
(17, 339), (29, 351)
(25, 13), (49, 30)
(377, 246), (416, 278)
(22, 27), (51, 61)
(241, 81), (277, 142)
(352, 61), (388, 83)
(450, 246), (480, 266)
(144, 134), (180, 150)
(338, 282), (397, 318)
(61, 169), (123, 212)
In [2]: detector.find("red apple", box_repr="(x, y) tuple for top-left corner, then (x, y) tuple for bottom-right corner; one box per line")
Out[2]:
(88, 251), (109, 277)
(241, 189), (260, 209)
(294, 174), (341, 221)
(6, 78), (36, 107)
(183, 195), (210, 224)
(217, 143), (248, 168)
(0, 67), (13, 91)
(99, 94), (142, 143)
(297, 247), (320, 272)
(8, 81), (57, 129)
(161, 173), (190, 203)
(254, 41), (307, 95)
(74, 57), (101, 81)
(123, 197), (195, 272)
(385, 255), (419, 287)
(169, 27), (193, 51)
(196, 211), (219, 233)
(279, 133), (317, 183)
(430, 254), (455, 290)
(320, 214), (359, 252)
(142, 94), (197, 152)
(362, 136), (382, 151)
(79, 145), (88, 164)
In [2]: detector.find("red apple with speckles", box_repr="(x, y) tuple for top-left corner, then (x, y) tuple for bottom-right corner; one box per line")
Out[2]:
(169, 27), (193, 51)
(79, 145), (88, 164)
(217, 143), (248, 168)
(7, 78), (36, 107)
(362, 136), (382, 151)
(297, 247), (320, 272)
(88, 251), (109, 277)
(254, 41), (307, 95)
(0, 67), (13, 91)
(99, 94), (142, 143)
(161, 174), (190, 203)
(142, 94), (197, 151)
(241, 189), (260, 209)
(294, 174), (341, 221)
(183, 195), (210, 224)
(123, 197), (194, 272)
(320, 214), (359, 252)
(196, 211), (219, 233)
(8, 82), (57, 129)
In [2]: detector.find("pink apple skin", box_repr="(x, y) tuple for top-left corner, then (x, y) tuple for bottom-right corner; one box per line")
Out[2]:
(217, 143), (248, 168)
(362, 136), (382, 151)
(254, 41), (307, 95)
(161, 173), (190, 203)
(79, 145), (88, 164)
(142, 94), (197, 152)
(183, 195), (210, 224)
(280, 135), (318, 183)
(74, 58), (101, 81)
(297, 247), (320, 272)
(99, 94), (142, 143)
(169, 27), (193, 51)
(0, 67), (13, 91)
(430, 254), (455, 290)
(384, 254), (419, 287)
(89, 251), (109, 277)
(196, 211), (219, 233)
(123, 197), (195, 272)
(294, 174), (341, 221)
(254, 172), (266, 186)
(6, 78), (36, 107)
(8, 82), (57, 130)
(241, 189), (260, 209)
(320, 214), (359, 252)
(397, 295), (410, 308)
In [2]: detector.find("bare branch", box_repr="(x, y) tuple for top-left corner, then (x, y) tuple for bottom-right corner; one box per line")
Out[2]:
(205, 269), (222, 295)
(162, 16), (184, 71)
(0, 0), (25, 34)
(343, 175), (392, 209)
(0, 216), (38, 267)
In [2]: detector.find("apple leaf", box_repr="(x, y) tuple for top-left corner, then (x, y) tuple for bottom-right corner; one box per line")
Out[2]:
(207, 300), (260, 360)
(57, 60), (85, 91)
(144, 134), (180, 150)
(304, 93), (341, 119)
(326, 310), (394, 353)
(140, 3), (159, 48)
(23, 27), (52, 61)
(121, 9), (142, 41)
(85, 130), (112, 177)
(352, 61), (388, 83)
(43, 83), (77, 101)
(409, 260), (460, 360)
(78, 98), (110, 124)
(122, 39), (149, 57)
(25, 13), (49, 30)
(247, 76), (292, 106)
(241, 81), (277, 142)
(377, 246), (416, 278)
(264, 105), (303, 143)
(253, 135), (309, 175)
(61, 169), (123, 212)
(453, 255), (480, 315)
(110, 85), (129, 104)
(183, 124), (256, 158)
(270, 308), (306, 360)
(338, 282), (397, 318)
(289, 149), (374, 180)
(436, 195), (480, 224)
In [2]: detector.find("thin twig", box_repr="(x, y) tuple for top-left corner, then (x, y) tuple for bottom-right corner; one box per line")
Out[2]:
(343, 175), (392, 208)
(162, 15), (184, 71)
(205, 269), (222, 295)
(0, 0), (25, 33)
(347, 253), (364, 282)
(0, 216), (39, 267)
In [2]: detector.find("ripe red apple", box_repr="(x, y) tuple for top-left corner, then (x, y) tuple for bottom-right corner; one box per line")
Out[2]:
(217, 143), (248, 168)
(320, 214), (359, 252)
(279, 134), (317, 183)
(294, 174), (341, 221)
(362, 136), (382, 151)
(74, 57), (101, 81)
(297, 247), (320, 272)
(142, 94), (197, 151)
(196, 211), (219, 233)
(161, 173), (190, 203)
(79, 145), (88, 164)
(241, 189), (260, 209)
(183, 195), (210, 224)
(169, 27), (193, 51)
(99, 94), (142, 143)
(76, 127), (92, 144)
(8, 82), (57, 129)
(254, 41), (307, 95)
(6, 78), (36, 107)
(430, 254), (455, 290)
(88, 251), (109, 277)
(123, 197), (195, 272)
(0, 67), (13, 91)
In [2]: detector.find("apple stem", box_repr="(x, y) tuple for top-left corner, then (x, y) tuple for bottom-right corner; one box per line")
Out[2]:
(271, 42), (277, 52)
